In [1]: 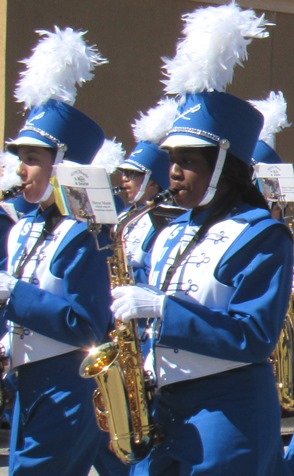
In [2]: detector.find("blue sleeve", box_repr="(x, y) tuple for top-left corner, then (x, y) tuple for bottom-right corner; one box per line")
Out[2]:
(133, 248), (152, 284)
(131, 225), (157, 284)
(157, 224), (293, 363)
(4, 228), (112, 348)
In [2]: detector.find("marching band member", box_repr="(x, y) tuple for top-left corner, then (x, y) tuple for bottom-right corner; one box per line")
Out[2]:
(110, 4), (293, 475)
(251, 91), (290, 166)
(117, 99), (181, 277)
(249, 94), (294, 474)
(0, 151), (36, 429)
(0, 26), (115, 476)
(250, 91), (291, 221)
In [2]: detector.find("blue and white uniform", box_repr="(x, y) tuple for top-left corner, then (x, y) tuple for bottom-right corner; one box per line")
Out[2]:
(122, 208), (156, 269)
(0, 197), (36, 267)
(132, 202), (293, 476)
(1, 204), (113, 476)
(121, 204), (186, 283)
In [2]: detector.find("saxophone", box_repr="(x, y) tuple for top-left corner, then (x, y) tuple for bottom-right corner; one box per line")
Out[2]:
(80, 188), (176, 464)
(0, 185), (24, 201)
(268, 209), (294, 414)
(270, 294), (294, 413)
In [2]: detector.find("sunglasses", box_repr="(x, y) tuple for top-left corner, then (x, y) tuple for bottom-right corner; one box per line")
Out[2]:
(120, 170), (145, 180)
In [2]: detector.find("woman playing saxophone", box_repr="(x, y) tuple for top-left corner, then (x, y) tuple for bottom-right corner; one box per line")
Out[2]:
(110, 5), (294, 469)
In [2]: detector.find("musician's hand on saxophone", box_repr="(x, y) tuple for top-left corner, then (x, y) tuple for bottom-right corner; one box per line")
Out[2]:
(111, 283), (167, 322)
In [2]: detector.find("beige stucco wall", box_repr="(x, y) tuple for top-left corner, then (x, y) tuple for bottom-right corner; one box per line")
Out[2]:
(2, 1), (294, 163)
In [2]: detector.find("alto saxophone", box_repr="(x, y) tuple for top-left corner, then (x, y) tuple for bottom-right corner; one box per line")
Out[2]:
(270, 293), (294, 413)
(80, 188), (176, 464)
(269, 211), (294, 414)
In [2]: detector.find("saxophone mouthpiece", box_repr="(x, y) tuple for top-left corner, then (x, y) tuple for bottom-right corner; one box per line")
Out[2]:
(112, 186), (126, 195)
(147, 188), (177, 206)
(0, 184), (25, 201)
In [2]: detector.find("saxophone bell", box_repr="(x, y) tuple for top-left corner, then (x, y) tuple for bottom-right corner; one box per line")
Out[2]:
(80, 338), (158, 464)
(80, 343), (120, 432)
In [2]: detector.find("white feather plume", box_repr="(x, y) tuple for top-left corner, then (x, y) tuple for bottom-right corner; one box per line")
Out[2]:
(0, 152), (21, 190)
(15, 26), (108, 108)
(249, 91), (291, 147)
(162, 2), (272, 96)
(132, 98), (179, 144)
(92, 139), (126, 174)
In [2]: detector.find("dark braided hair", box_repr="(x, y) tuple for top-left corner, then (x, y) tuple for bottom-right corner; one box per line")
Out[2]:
(192, 148), (270, 244)
(221, 152), (270, 210)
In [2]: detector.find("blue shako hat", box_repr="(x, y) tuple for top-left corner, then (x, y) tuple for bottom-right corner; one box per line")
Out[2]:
(118, 98), (177, 203)
(161, 91), (264, 166)
(250, 91), (290, 165)
(119, 141), (170, 191)
(253, 140), (282, 164)
(6, 27), (108, 166)
(7, 99), (105, 165)
(160, 3), (270, 206)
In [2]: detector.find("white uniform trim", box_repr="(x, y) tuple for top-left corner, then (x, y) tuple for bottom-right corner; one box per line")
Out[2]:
(122, 212), (153, 267)
(7, 217), (78, 368)
(147, 218), (249, 387)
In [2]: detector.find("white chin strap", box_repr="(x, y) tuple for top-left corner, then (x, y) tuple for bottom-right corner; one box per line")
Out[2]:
(38, 148), (65, 204)
(130, 170), (152, 204)
(198, 139), (230, 207)
(38, 183), (54, 204)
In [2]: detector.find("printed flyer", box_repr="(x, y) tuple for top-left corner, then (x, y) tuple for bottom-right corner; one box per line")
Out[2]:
(254, 163), (294, 203)
(53, 163), (118, 225)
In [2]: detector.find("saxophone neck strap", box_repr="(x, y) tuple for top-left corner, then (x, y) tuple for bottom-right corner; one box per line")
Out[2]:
(161, 230), (201, 292)
(14, 204), (64, 279)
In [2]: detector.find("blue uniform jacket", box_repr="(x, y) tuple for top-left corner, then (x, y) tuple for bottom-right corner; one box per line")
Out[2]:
(1, 206), (113, 349)
(148, 203), (293, 364)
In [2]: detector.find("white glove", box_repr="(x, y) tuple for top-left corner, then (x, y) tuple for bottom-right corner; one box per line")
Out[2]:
(0, 272), (17, 302)
(0, 332), (10, 358)
(111, 284), (167, 323)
